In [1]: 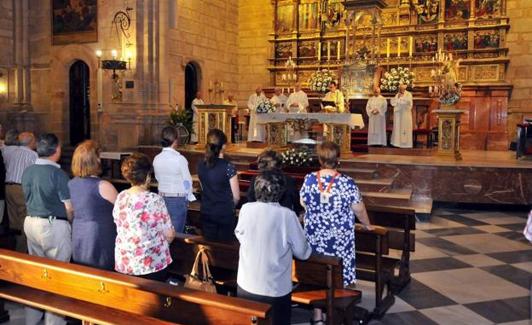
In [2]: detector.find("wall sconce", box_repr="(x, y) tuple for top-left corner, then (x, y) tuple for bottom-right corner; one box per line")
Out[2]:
(95, 49), (130, 79)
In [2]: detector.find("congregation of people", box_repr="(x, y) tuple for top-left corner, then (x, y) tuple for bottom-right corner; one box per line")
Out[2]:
(0, 125), (374, 325)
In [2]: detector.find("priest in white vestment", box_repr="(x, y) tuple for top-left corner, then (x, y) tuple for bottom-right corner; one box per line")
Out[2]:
(323, 81), (345, 113)
(286, 83), (309, 113)
(191, 91), (204, 143)
(366, 87), (388, 146)
(270, 88), (288, 112)
(390, 83), (413, 148)
(247, 86), (267, 142)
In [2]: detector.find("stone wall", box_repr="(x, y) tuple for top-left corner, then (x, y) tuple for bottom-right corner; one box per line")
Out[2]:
(506, 0), (532, 133)
(0, 1), (14, 105)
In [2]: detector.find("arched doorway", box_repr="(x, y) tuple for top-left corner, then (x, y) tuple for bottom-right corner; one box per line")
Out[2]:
(69, 60), (91, 146)
(184, 62), (201, 111)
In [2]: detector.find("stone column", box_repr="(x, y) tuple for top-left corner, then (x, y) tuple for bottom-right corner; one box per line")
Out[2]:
(13, 0), (31, 106)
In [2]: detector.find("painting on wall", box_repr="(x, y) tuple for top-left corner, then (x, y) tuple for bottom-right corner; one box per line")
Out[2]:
(413, 0), (439, 24)
(445, 0), (470, 21)
(276, 4), (294, 34)
(299, 2), (319, 30)
(275, 42), (293, 59)
(444, 32), (468, 51)
(299, 41), (317, 58)
(475, 0), (500, 17)
(474, 31), (500, 49)
(52, 0), (98, 45)
(415, 35), (438, 53)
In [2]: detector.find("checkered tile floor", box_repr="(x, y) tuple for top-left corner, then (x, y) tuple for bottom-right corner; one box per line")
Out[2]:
(4, 208), (531, 324)
(292, 208), (531, 325)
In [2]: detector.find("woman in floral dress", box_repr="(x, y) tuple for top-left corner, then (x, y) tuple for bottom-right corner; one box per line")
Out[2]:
(113, 153), (176, 281)
(300, 141), (373, 323)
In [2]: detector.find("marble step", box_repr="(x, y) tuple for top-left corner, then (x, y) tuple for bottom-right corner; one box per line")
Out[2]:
(339, 167), (379, 180)
(361, 188), (413, 206)
(356, 178), (396, 192)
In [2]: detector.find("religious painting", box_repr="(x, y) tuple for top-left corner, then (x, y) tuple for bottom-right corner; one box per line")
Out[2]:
(275, 42), (293, 60)
(475, 0), (500, 17)
(323, 0), (344, 30)
(276, 4), (294, 34)
(415, 35), (438, 53)
(444, 32), (468, 51)
(52, 0), (98, 45)
(413, 0), (439, 24)
(445, 0), (470, 21)
(474, 31), (500, 49)
(299, 41), (317, 58)
(299, 2), (319, 30)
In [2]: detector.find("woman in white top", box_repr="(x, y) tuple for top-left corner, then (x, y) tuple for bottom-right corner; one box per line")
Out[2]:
(153, 126), (196, 232)
(236, 171), (312, 325)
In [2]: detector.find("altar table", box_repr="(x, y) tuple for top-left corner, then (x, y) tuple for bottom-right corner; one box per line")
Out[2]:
(255, 113), (364, 153)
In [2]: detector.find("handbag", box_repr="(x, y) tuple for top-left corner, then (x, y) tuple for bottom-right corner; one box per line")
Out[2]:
(184, 248), (217, 293)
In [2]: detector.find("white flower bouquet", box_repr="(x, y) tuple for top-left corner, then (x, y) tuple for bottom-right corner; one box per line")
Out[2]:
(308, 69), (336, 93)
(280, 147), (314, 167)
(256, 98), (276, 114)
(380, 66), (415, 92)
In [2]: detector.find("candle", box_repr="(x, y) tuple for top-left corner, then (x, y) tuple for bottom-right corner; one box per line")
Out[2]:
(397, 37), (401, 57)
(429, 86), (433, 94)
(327, 41), (331, 61)
(220, 82), (224, 89)
(95, 49), (102, 58)
(386, 38), (390, 58)
(409, 36), (413, 57)
(337, 41), (341, 60)
(449, 53), (453, 61)
(318, 42), (321, 61)
(111, 49), (118, 59)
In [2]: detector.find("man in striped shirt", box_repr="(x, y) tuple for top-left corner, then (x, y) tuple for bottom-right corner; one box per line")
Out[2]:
(3, 132), (37, 252)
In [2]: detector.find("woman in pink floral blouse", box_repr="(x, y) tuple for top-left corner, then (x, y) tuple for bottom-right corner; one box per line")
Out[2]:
(113, 153), (176, 281)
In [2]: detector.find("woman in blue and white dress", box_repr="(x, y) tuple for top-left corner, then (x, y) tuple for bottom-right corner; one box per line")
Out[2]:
(300, 141), (373, 286)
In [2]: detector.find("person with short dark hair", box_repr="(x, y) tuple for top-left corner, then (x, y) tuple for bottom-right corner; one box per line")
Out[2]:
(236, 171), (311, 325)
(153, 126), (195, 233)
(68, 140), (117, 270)
(323, 80), (345, 113)
(300, 141), (373, 323)
(3, 131), (37, 252)
(113, 153), (175, 281)
(22, 133), (73, 325)
(246, 150), (302, 215)
(197, 129), (239, 241)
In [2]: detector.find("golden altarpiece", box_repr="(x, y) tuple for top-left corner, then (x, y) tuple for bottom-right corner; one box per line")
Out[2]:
(269, 0), (511, 150)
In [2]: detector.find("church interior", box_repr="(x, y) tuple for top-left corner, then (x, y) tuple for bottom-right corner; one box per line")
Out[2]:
(0, 0), (530, 324)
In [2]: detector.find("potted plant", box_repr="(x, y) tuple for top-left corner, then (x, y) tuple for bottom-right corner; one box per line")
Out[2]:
(168, 105), (193, 145)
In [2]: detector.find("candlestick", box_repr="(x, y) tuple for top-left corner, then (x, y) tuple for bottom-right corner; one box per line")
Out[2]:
(409, 36), (413, 57)
(317, 42), (321, 61)
(386, 38), (390, 58)
(397, 37), (401, 57)
(337, 41), (341, 61)
(327, 41), (331, 61)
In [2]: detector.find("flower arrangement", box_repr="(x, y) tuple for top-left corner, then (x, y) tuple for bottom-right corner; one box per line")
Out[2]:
(168, 105), (192, 144)
(380, 66), (415, 92)
(281, 147), (314, 167)
(308, 69), (336, 93)
(256, 98), (276, 114)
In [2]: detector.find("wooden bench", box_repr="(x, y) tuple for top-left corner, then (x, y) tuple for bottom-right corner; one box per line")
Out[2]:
(0, 249), (271, 324)
(364, 205), (416, 292)
(170, 234), (362, 325)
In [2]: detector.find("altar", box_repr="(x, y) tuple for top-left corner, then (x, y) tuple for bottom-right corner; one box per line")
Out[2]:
(255, 112), (364, 153)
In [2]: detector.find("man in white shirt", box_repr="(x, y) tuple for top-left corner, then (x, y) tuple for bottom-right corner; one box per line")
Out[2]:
(390, 82), (413, 148)
(323, 81), (345, 113)
(286, 83), (309, 113)
(153, 127), (196, 233)
(247, 86), (267, 142)
(270, 88), (287, 112)
(366, 87), (388, 146)
(191, 91), (205, 143)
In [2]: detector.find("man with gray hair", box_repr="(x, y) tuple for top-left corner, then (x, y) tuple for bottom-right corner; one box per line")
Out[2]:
(22, 133), (72, 325)
(3, 131), (37, 252)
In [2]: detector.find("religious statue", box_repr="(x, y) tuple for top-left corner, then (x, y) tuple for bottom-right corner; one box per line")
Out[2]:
(431, 53), (462, 106)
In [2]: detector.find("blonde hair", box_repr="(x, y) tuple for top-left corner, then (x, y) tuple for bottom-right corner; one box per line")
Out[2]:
(71, 140), (102, 177)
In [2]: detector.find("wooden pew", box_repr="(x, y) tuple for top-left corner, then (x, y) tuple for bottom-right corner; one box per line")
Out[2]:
(0, 249), (271, 324)
(364, 205), (416, 292)
(170, 234), (362, 325)
(354, 224), (394, 319)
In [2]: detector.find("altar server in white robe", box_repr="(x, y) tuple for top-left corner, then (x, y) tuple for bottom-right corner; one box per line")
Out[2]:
(366, 87), (388, 146)
(191, 91), (205, 143)
(270, 88), (288, 112)
(390, 83), (413, 148)
(247, 86), (267, 142)
(286, 83), (309, 113)
(323, 81), (345, 113)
